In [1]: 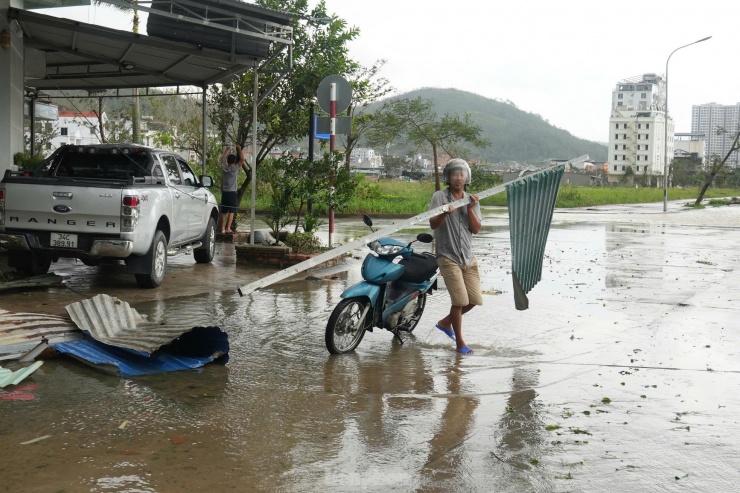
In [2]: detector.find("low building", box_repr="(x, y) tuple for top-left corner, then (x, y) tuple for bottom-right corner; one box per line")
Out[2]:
(50, 111), (107, 150)
(674, 133), (706, 166)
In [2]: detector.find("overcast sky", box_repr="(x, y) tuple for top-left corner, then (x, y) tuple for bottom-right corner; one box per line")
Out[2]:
(40, 0), (739, 144)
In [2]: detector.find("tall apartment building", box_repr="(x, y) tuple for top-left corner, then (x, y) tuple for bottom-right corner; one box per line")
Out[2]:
(690, 103), (740, 168)
(607, 73), (671, 185)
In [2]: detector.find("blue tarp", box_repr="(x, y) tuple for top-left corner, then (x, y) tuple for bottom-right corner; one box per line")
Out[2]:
(52, 326), (229, 377)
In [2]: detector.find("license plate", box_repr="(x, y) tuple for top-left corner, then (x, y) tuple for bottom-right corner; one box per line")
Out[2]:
(51, 232), (77, 248)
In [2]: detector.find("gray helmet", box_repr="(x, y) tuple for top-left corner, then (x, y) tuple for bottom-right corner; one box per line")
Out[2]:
(443, 158), (471, 185)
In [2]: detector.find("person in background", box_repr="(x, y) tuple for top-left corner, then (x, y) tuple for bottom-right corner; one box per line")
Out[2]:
(428, 158), (482, 354)
(220, 144), (243, 234)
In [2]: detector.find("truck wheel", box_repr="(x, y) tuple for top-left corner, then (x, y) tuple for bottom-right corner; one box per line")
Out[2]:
(135, 230), (167, 288)
(9, 251), (52, 277)
(194, 217), (216, 264)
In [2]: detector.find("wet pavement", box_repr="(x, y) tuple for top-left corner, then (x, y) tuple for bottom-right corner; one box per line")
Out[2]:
(1, 200), (739, 492)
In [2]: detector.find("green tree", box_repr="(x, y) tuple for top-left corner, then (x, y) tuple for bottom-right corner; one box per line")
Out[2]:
(671, 154), (703, 187)
(382, 155), (405, 177)
(261, 151), (357, 235)
(339, 60), (393, 168)
(367, 97), (490, 190)
(209, 0), (359, 206)
(24, 121), (58, 157)
(470, 164), (503, 191)
(620, 165), (635, 185)
(695, 127), (740, 205)
(150, 91), (215, 165)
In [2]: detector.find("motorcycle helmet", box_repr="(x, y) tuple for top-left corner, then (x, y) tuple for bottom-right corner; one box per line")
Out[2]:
(443, 158), (471, 185)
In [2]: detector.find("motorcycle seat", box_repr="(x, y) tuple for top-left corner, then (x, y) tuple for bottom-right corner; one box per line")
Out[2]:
(399, 252), (438, 283)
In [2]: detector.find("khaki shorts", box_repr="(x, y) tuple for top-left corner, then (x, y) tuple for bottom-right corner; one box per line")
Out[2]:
(437, 255), (483, 307)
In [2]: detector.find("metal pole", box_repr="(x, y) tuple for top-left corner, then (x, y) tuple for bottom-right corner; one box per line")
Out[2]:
(201, 85), (207, 177)
(328, 82), (336, 247)
(29, 97), (36, 158)
(237, 164), (565, 297)
(308, 102), (315, 214)
(250, 66), (259, 244)
(663, 36), (712, 212)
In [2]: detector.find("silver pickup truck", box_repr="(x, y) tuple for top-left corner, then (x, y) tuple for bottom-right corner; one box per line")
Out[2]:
(0, 144), (219, 288)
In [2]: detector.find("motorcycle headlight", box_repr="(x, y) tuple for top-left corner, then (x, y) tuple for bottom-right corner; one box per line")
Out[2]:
(370, 240), (404, 256)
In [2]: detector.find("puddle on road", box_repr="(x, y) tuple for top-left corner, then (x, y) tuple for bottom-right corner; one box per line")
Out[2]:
(2, 219), (739, 492)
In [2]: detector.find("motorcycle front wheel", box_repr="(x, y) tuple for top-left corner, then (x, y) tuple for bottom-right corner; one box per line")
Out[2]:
(325, 297), (369, 354)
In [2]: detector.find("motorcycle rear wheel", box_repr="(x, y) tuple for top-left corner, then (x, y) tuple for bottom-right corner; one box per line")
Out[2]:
(401, 292), (427, 333)
(325, 297), (369, 354)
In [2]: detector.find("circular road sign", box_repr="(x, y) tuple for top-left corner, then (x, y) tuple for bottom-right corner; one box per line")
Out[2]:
(317, 75), (352, 114)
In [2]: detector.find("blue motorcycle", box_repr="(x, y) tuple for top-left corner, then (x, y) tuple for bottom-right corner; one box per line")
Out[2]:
(325, 215), (439, 354)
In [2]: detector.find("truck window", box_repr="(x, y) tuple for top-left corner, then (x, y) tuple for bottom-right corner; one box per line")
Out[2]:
(161, 155), (181, 185)
(177, 158), (197, 186)
(36, 146), (152, 180)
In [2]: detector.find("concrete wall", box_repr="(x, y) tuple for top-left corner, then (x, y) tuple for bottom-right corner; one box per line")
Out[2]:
(0, 0), (25, 177)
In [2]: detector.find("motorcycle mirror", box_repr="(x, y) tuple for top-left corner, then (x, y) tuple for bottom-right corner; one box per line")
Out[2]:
(417, 233), (434, 243)
(362, 214), (373, 227)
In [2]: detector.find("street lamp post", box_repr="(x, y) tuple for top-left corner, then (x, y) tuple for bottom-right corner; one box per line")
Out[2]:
(663, 36), (712, 212)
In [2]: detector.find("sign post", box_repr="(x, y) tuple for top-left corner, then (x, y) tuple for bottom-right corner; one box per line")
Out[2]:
(317, 75), (352, 248)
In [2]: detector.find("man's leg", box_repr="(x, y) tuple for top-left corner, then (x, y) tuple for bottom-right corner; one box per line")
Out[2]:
(220, 212), (228, 233)
(439, 303), (475, 348)
(224, 212), (235, 233)
(438, 304), (475, 330)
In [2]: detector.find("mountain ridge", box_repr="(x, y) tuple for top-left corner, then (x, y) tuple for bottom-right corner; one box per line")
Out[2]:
(368, 87), (607, 164)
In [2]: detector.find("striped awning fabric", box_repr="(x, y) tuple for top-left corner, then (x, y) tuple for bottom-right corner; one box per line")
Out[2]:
(506, 165), (565, 310)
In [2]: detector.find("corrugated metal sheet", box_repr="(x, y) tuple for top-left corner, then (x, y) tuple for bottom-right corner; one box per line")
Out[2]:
(52, 327), (228, 377)
(65, 294), (210, 355)
(0, 309), (82, 361)
(147, 0), (293, 58)
(8, 8), (264, 91)
(0, 361), (44, 388)
(59, 294), (229, 376)
(506, 164), (564, 309)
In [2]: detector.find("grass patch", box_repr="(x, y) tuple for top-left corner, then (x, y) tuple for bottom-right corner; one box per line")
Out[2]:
(236, 179), (740, 216)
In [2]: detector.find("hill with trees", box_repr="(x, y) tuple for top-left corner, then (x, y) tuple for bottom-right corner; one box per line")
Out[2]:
(366, 88), (607, 164)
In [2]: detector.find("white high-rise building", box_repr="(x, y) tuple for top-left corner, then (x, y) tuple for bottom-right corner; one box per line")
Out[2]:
(607, 74), (671, 186)
(690, 103), (740, 168)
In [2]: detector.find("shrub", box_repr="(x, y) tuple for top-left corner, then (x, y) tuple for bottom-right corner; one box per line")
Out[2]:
(13, 152), (44, 170)
(285, 231), (323, 254)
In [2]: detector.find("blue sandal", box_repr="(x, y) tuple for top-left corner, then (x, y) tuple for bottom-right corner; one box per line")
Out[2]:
(435, 324), (456, 341)
(456, 346), (473, 355)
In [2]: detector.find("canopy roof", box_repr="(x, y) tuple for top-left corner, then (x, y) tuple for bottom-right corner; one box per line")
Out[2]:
(8, 2), (295, 92)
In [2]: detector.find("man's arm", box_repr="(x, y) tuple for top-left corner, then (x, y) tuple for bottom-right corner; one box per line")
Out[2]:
(430, 204), (452, 230)
(467, 194), (481, 234)
(236, 145), (245, 166)
(220, 145), (231, 163)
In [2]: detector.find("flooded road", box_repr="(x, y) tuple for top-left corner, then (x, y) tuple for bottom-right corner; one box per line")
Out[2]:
(2, 202), (740, 492)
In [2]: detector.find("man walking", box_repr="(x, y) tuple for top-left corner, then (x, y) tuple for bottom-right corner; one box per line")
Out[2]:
(428, 158), (482, 354)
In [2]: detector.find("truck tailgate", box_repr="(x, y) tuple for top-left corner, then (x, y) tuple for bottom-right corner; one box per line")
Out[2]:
(3, 184), (123, 234)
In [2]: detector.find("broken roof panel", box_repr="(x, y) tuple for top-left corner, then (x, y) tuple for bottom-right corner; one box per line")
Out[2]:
(0, 361), (44, 388)
(64, 293), (212, 355)
(0, 309), (81, 361)
(52, 327), (228, 377)
(59, 294), (229, 376)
